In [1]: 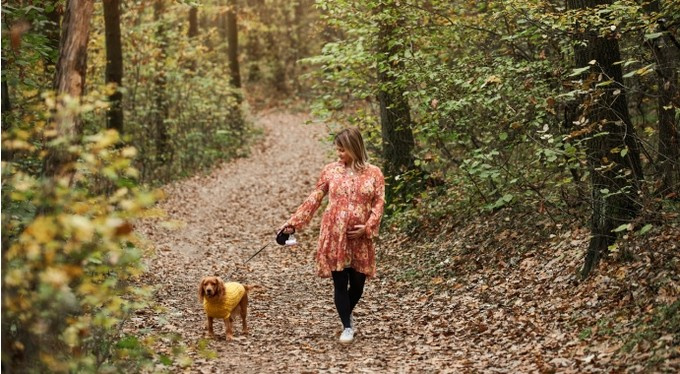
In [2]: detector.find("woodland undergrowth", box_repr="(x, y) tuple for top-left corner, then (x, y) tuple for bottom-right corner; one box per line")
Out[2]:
(379, 208), (679, 371)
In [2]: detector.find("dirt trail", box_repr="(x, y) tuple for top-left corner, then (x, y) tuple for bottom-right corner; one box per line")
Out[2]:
(132, 110), (679, 374)
(135, 111), (459, 373)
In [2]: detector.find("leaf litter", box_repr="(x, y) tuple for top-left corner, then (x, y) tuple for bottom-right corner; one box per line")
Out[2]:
(129, 110), (679, 373)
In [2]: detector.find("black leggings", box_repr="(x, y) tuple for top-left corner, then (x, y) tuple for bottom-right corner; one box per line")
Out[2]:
(331, 268), (366, 329)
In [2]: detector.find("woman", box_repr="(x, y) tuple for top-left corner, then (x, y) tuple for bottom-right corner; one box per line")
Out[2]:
(280, 127), (385, 344)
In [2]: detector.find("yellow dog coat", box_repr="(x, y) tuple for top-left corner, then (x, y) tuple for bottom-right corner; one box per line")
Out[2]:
(203, 282), (246, 319)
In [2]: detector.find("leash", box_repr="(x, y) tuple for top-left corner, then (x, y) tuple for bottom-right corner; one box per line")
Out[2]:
(244, 242), (271, 264)
(243, 227), (295, 264)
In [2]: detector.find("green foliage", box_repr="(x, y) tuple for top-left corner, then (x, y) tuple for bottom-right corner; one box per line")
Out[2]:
(239, 0), (323, 96)
(84, 1), (248, 184)
(1, 91), (162, 372)
(307, 0), (679, 233)
(1, 1), (59, 85)
(308, 0), (573, 225)
(2, 1), (256, 370)
(3, 1), (250, 186)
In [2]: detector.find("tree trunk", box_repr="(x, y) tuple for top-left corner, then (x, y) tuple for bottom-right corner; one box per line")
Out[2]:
(188, 6), (199, 38)
(103, 0), (124, 135)
(218, 12), (227, 39)
(154, 0), (170, 161)
(646, 2), (680, 198)
(187, 6), (199, 71)
(2, 76), (10, 113)
(245, 0), (264, 82)
(44, 0), (95, 178)
(566, 0), (644, 278)
(375, 1), (416, 199)
(226, 0), (241, 89)
(255, 0), (286, 93)
(2, 71), (12, 161)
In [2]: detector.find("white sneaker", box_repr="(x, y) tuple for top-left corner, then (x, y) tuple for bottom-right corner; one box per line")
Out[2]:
(339, 327), (354, 344)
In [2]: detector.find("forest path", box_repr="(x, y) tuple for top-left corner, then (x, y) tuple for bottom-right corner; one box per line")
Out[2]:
(133, 110), (442, 373)
(133, 111), (556, 373)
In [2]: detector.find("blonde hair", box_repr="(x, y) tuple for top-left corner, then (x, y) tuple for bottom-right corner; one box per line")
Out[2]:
(334, 127), (369, 171)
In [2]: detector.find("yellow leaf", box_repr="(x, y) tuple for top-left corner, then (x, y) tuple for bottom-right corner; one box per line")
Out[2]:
(10, 192), (26, 201)
(15, 129), (30, 140)
(41, 267), (69, 288)
(4, 139), (34, 151)
(113, 188), (129, 199)
(66, 215), (95, 242)
(615, 267), (627, 280)
(81, 153), (96, 164)
(119, 199), (137, 211)
(4, 268), (26, 286)
(124, 167), (139, 178)
(121, 146), (137, 158)
(71, 202), (91, 215)
(487, 75), (502, 84)
(24, 216), (58, 244)
(26, 242), (40, 260)
(106, 296), (124, 313)
(105, 216), (124, 230)
(431, 276), (444, 285)
(40, 352), (69, 372)
(62, 325), (80, 347)
(78, 282), (97, 295)
(13, 175), (36, 192)
(22, 89), (39, 98)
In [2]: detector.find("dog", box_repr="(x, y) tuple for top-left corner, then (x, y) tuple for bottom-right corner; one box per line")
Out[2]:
(198, 276), (255, 340)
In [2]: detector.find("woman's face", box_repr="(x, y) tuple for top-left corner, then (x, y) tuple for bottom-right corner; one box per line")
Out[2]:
(336, 145), (354, 165)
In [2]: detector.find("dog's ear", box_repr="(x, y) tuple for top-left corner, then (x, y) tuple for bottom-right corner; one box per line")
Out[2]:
(215, 277), (226, 298)
(198, 278), (206, 302)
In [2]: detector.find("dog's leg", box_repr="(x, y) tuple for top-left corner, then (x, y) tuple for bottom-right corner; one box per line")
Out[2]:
(225, 317), (233, 340)
(240, 294), (249, 335)
(207, 317), (215, 338)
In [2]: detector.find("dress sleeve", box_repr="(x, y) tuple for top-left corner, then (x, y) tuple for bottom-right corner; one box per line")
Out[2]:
(286, 164), (330, 231)
(364, 167), (385, 238)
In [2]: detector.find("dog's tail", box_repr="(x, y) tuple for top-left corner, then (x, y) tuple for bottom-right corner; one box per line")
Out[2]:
(244, 284), (262, 292)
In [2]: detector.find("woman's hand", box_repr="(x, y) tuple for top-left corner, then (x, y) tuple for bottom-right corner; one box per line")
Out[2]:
(347, 224), (366, 239)
(279, 225), (295, 235)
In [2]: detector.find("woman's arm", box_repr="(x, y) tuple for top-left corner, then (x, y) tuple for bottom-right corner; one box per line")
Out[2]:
(364, 168), (385, 238)
(285, 164), (330, 231)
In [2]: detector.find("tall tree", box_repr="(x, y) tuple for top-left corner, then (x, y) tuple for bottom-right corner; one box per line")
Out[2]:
(44, 0), (95, 178)
(154, 0), (170, 160)
(567, 0), (644, 278)
(188, 6), (199, 38)
(375, 0), (416, 198)
(1, 73), (10, 113)
(103, 0), (124, 134)
(226, 0), (241, 88)
(645, 1), (679, 197)
(187, 6), (199, 71)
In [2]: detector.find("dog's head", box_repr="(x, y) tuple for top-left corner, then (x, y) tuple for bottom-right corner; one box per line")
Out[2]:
(199, 276), (225, 301)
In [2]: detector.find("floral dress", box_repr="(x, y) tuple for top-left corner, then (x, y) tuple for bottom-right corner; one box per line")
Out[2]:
(286, 162), (385, 278)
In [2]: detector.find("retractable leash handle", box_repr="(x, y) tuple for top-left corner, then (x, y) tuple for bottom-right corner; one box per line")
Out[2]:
(276, 227), (297, 246)
(244, 228), (297, 264)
